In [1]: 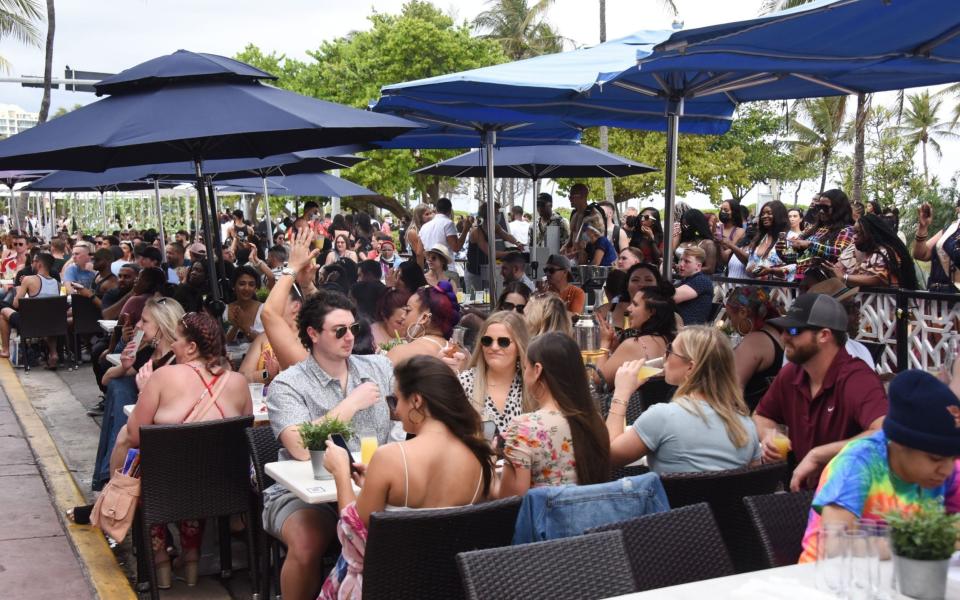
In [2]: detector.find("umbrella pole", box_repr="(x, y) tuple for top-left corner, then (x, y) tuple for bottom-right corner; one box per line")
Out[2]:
(99, 190), (107, 234)
(661, 101), (683, 281)
(193, 160), (221, 303)
(153, 179), (166, 250)
(484, 129), (498, 302)
(531, 177), (539, 264)
(261, 176), (274, 245)
(206, 178), (228, 293)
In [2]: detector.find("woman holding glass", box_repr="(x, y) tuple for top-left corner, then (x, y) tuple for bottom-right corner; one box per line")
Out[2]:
(606, 326), (761, 474)
(596, 262), (661, 335)
(459, 311), (532, 434)
(719, 201), (794, 282)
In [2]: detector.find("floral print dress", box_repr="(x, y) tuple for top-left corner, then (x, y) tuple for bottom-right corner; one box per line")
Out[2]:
(502, 409), (578, 487)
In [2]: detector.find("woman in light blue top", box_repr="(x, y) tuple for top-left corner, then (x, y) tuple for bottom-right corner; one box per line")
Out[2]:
(605, 325), (761, 474)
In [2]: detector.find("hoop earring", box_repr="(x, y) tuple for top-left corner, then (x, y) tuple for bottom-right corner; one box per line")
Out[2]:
(409, 407), (425, 425)
(407, 321), (424, 340)
(737, 320), (753, 336)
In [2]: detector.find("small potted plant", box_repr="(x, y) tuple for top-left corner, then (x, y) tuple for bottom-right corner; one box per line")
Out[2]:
(887, 499), (960, 599)
(299, 418), (353, 480)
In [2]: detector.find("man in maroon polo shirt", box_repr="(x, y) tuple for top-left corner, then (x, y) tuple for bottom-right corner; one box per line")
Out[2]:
(754, 292), (886, 491)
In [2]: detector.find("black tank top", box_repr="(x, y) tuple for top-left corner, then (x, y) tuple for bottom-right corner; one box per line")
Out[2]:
(743, 329), (784, 412)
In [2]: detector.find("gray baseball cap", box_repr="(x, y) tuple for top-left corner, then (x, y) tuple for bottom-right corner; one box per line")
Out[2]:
(768, 293), (847, 332)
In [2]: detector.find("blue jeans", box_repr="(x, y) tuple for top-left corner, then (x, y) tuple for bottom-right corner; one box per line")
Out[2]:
(512, 473), (669, 544)
(92, 376), (138, 491)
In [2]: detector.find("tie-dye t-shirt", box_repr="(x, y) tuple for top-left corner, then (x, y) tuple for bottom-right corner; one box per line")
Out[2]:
(798, 430), (960, 563)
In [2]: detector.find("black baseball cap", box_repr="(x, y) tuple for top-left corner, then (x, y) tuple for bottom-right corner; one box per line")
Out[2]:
(768, 292), (847, 332)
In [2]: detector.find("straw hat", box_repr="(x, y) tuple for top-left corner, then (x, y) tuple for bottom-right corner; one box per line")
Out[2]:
(426, 243), (454, 266)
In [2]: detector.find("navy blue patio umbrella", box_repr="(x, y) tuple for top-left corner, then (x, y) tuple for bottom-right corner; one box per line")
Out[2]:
(413, 143), (656, 249)
(0, 50), (419, 300)
(217, 173), (377, 198)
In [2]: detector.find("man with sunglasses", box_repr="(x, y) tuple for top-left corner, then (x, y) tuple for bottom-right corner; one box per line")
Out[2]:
(754, 293), (886, 492)
(263, 290), (394, 599)
(500, 252), (535, 292)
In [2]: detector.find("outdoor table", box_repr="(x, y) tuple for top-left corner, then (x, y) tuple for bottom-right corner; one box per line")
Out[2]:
(98, 319), (118, 334)
(226, 342), (250, 370)
(605, 560), (960, 599)
(0, 279), (13, 287)
(105, 353), (121, 367)
(265, 456), (361, 504)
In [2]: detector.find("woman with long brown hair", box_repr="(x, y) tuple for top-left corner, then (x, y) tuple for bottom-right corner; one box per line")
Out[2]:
(496, 332), (610, 495)
(606, 326), (761, 474)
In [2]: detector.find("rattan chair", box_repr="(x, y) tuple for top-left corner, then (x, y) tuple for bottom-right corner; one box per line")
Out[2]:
(587, 502), (734, 591)
(69, 293), (102, 370)
(136, 416), (256, 600)
(457, 530), (636, 600)
(609, 463), (650, 482)
(659, 462), (787, 573)
(744, 490), (815, 568)
(16, 295), (68, 372)
(363, 496), (522, 600)
(245, 425), (282, 600)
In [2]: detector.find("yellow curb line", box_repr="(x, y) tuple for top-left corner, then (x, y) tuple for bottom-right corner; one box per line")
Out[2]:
(0, 360), (136, 600)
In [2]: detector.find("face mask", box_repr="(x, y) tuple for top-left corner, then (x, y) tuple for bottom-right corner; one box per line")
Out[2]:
(854, 239), (870, 252)
(718, 211), (731, 224)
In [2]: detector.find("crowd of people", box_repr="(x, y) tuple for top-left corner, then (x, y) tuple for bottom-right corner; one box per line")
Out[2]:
(3, 184), (959, 599)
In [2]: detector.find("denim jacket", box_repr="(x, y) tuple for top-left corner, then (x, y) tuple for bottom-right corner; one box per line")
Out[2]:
(512, 473), (669, 545)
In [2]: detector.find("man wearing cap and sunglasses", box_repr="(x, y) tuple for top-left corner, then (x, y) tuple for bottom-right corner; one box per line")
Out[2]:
(754, 293), (887, 491)
(264, 290), (395, 599)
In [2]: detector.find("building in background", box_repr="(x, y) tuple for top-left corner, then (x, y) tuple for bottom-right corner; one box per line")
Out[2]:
(0, 104), (38, 137)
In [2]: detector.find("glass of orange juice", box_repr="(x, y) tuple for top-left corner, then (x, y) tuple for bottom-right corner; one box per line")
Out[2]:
(359, 429), (378, 465)
(771, 424), (791, 459)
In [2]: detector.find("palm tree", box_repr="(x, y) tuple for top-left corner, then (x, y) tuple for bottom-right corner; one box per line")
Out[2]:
(897, 90), (957, 184)
(37, 0), (53, 123)
(0, 0), (42, 72)
(790, 96), (848, 193)
(473, 0), (562, 60)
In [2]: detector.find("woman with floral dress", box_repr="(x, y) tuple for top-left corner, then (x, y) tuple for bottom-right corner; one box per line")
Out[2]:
(496, 332), (610, 494)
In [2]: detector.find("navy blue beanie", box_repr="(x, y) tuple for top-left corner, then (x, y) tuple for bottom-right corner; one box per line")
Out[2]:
(884, 370), (960, 457)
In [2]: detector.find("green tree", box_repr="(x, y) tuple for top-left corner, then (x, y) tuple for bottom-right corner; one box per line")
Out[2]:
(790, 96), (848, 193)
(236, 2), (508, 214)
(473, 0), (561, 60)
(0, 0), (41, 72)
(897, 90), (957, 185)
(708, 102), (793, 200)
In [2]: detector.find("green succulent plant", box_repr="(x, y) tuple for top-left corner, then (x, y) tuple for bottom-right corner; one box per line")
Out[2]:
(298, 417), (353, 452)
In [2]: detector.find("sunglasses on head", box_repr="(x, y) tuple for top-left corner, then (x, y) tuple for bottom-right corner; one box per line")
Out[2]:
(385, 394), (398, 412)
(481, 336), (512, 349)
(328, 322), (361, 339)
(500, 301), (525, 314)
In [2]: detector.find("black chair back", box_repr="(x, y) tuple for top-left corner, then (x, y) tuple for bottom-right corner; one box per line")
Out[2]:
(363, 496), (521, 600)
(457, 530), (636, 600)
(744, 490), (815, 568)
(18, 295), (68, 339)
(245, 424), (280, 493)
(587, 503), (734, 591)
(660, 462), (787, 573)
(70, 293), (102, 335)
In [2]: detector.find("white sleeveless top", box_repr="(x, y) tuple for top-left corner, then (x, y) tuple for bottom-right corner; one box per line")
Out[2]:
(28, 274), (59, 298)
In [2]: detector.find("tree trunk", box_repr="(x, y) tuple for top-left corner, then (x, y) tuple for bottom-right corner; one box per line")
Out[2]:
(819, 153), (829, 193)
(851, 93), (868, 203)
(37, 0), (55, 124)
(922, 141), (929, 185)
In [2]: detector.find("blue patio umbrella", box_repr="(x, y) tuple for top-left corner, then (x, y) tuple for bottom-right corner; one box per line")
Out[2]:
(0, 50), (419, 301)
(217, 173), (377, 198)
(413, 143), (656, 250)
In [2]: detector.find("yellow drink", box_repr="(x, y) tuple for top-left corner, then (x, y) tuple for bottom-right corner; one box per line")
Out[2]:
(456, 291), (465, 304)
(360, 436), (378, 465)
(636, 366), (663, 381)
(772, 434), (791, 458)
(580, 350), (607, 365)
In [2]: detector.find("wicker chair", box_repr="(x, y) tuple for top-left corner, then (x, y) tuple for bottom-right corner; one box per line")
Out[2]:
(587, 503), (734, 591)
(744, 490), (815, 568)
(659, 462), (787, 573)
(363, 496), (522, 600)
(136, 416), (256, 600)
(245, 425), (282, 600)
(457, 530), (636, 600)
(609, 463), (650, 482)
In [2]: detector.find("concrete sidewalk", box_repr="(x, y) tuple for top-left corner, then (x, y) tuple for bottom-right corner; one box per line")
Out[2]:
(0, 371), (96, 599)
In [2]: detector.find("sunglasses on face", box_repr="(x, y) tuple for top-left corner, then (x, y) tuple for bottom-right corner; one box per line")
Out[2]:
(815, 204), (831, 212)
(481, 336), (512, 349)
(665, 342), (691, 362)
(785, 326), (815, 336)
(543, 267), (560, 275)
(500, 301), (525, 314)
(327, 322), (361, 339)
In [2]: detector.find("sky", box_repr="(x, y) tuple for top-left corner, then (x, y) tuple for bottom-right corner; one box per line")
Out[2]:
(0, 0), (958, 213)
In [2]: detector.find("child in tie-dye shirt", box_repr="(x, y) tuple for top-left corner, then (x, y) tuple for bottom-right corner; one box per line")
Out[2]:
(799, 370), (960, 563)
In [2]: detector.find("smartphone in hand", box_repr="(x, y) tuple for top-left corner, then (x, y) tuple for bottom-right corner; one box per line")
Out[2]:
(482, 420), (499, 442)
(329, 433), (359, 475)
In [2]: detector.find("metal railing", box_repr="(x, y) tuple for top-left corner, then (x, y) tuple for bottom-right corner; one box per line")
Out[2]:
(712, 276), (960, 374)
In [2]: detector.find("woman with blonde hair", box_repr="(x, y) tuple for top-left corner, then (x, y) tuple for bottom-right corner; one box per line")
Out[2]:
(459, 311), (533, 433)
(605, 325), (761, 473)
(406, 203), (434, 267)
(523, 292), (572, 338)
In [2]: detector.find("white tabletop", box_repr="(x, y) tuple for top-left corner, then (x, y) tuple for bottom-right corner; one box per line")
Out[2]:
(98, 319), (118, 333)
(123, 402), (268, 422)
(265, 457), (361, 504)
(106, 353), (121, 367)
(607, 560), (960, 599)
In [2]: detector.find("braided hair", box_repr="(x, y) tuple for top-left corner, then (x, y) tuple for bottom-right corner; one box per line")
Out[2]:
(857, 213), (918, 290)
(179, 311), (227, 374)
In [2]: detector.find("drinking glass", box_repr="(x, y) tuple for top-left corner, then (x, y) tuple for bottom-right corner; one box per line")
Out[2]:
(359, 429), (378, 466)
(845, 529), (873, 600)
(771, 424), (791, 459)
(816, 523), (847, 596)
(861, 519), (894, 600)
